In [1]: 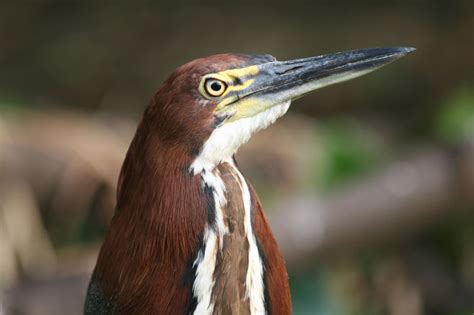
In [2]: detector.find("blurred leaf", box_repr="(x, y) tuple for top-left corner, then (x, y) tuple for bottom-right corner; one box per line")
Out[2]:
(0, 97), (29, 112)
(435, 85), (474, 142)
(290, 270), (347, 315)
(316, 120), (382, 190)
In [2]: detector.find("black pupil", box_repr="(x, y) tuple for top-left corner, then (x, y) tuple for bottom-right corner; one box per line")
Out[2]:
(210, 81), (222, 92)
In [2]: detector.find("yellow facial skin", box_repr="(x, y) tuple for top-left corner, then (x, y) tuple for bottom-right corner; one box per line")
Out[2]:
(198, 47), (415, 125)
(199, 65), (276, 123)
(199, 65), (258, 101)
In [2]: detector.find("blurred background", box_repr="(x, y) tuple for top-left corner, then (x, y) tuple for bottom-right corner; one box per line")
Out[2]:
(0, 1), (473, 314)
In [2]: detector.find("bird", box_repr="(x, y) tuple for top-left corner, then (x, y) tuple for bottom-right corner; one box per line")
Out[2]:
(84, 47), (414, 314)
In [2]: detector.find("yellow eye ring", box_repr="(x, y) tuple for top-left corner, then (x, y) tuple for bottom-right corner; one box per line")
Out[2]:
(204, 78), (227, 97)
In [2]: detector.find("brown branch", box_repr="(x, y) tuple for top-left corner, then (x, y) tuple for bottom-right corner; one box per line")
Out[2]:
(271, 143), (474, 267)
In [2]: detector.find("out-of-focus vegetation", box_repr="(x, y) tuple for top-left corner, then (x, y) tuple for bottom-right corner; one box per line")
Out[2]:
(0, 1), (473, 314)
(436, 87), (474, 142)
(274, 86), (474, 315)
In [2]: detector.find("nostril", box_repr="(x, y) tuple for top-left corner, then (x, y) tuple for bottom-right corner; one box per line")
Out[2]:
(275, 65), (305, 75)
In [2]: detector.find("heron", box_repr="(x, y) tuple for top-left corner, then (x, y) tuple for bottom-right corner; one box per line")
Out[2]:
(85, 46), (414, 314)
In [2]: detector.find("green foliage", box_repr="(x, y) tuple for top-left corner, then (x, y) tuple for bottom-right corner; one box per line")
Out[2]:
(435, 85), (474, 142)
(0, 97), (28, 112)
(290, 270), (347, 315)
(316, 120), (382, 191)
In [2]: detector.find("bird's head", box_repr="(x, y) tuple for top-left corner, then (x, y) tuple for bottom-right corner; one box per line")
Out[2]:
(146, 47), (415, 175)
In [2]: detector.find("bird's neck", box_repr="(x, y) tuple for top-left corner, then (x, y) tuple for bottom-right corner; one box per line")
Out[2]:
(93, 124), (208, 312)
(192, 159), (266, 314)
(94, 123), (266, 313)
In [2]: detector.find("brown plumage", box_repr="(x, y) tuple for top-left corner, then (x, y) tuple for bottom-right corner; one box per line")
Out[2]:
(85, 54), (291, 314)
(85, 47), (414, 314)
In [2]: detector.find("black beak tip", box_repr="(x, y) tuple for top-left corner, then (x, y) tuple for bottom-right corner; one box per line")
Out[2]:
(375, 47), (416, 63)
(395, 46), (416, 56)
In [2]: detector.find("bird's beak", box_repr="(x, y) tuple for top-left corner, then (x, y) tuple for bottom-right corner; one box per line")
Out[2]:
(215, 47), (415, 121)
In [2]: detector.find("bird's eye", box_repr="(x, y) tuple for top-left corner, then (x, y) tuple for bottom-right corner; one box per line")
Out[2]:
(204, 79), (227, 97)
